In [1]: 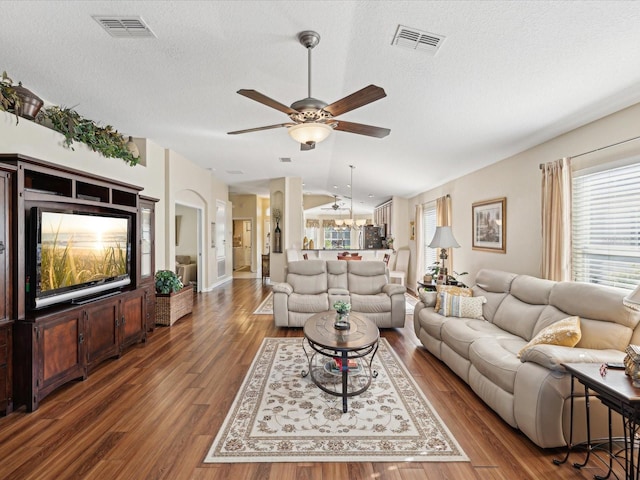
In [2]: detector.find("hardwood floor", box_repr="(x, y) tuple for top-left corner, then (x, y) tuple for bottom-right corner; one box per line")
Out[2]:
(0, 279), (605, 479)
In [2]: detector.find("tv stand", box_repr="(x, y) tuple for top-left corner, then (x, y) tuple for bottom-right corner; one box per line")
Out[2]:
(0, 154), (156, 412)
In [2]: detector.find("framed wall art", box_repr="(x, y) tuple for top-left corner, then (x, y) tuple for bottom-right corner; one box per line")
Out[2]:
(472, 197), (506, 253)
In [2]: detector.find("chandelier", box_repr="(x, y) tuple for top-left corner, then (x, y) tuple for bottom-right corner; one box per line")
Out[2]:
(331, 165), (367, 231)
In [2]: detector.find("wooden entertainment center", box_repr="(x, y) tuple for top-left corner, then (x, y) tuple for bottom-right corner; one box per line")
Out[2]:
(0, 154), (157, 412)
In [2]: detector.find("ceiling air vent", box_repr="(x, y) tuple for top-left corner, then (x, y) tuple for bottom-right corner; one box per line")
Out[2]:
(226, 170), (244, 175)
(279, 157), (292, 163)
(92, 16), (156, 38)
(392, 25), (445, 54)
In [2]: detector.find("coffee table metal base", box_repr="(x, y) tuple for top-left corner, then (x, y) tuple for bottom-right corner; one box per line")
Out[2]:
(301, 311), (380, 413)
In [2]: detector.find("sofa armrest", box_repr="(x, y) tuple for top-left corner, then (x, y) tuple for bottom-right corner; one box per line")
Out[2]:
(272, 282), (293, 295)
(418, 291), (437, 307)
(520, 344), (624, 372)
(383, 284), (406, 296)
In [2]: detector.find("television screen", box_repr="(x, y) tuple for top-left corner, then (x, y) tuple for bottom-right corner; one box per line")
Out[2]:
(33, 209), (131, 308)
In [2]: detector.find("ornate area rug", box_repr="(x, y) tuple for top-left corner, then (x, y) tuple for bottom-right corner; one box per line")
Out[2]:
(204, 337), (468, 463)
(254, 292), (418, 315)
(253, 292), (274, 314)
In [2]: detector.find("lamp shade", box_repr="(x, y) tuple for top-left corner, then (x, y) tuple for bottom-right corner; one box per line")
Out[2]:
(428, 226), (460, 249)
(624, 284), (640, 311)
(288, 122), (332, 145)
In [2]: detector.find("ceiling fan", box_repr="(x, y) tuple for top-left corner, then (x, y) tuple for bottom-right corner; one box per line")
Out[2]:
(228, 30), (390, 151)
(321, 195), (347, 210)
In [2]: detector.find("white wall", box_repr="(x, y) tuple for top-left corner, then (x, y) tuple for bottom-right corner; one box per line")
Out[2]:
(175, 204), (198, 259)
(408, 101), (640, 288)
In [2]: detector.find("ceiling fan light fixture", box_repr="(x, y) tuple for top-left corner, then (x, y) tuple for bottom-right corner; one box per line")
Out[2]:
(288, 122), (332, 145)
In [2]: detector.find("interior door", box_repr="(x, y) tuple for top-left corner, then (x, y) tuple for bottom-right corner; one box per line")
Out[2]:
(216, 200), (226, 277)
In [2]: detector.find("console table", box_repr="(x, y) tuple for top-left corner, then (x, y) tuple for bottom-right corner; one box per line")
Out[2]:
(556, 363), (640, 480)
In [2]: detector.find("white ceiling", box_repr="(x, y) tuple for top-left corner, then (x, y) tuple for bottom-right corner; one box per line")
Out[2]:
(2, 1), (640, 214)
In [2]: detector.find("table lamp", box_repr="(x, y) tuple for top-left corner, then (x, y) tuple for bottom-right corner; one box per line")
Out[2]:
(428, 226), (460, 284)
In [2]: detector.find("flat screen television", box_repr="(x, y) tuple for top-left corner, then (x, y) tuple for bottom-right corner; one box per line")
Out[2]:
(29, 207), (132, 309)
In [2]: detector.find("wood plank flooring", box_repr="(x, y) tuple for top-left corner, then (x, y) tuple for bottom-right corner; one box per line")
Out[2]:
(0, 279), (608, 479)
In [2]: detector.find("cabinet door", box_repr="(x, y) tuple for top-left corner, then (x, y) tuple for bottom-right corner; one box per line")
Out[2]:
(0, 172), (9, 322)
(0, 323), (11, 415)
(139, 198), (156, 283)
(120, 290), (146, 349)
(37, 311), (85, 402)
(85, 298), (120, 370)
(144, 286), (156, 332)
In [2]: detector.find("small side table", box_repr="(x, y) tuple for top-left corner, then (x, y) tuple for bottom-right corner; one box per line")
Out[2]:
(261, 254), (270, 282)
(555, 363), (640, 480)
(416, 280), (437, 292)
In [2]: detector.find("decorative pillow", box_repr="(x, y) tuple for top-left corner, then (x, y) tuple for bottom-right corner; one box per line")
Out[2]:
(434, 285), (472, 312)
(439, 292), (486, 319)
(517, 316), (582, 358)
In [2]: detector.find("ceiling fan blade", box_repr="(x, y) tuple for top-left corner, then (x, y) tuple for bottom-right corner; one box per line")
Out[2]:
(227, 123), (293, 135)
(324, 85), (386, 117)
(300, 142), (316, 151)
(237, 89), (299, 115)
(334, 120), (390, 138)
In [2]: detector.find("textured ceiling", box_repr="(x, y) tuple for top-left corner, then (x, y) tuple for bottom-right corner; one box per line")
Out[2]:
(2, 1), (640, 214)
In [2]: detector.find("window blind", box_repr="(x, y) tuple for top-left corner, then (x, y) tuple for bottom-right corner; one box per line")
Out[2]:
(572, 161), (640, 290)
(423, 202), (437, 273)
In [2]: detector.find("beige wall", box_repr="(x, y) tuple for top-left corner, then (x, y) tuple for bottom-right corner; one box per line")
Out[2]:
(408, 101), (640, 289)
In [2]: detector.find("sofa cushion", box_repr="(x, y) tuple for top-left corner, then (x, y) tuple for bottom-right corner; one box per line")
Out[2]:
(287, 260), (328, 294)
(550, 281), (640, 351)
(417, 308), (450, 340)
(472, 269), (517, 322)
(439, 293), (487, 319)
(518, 316), (581, 358)
(287, 292), (329, 313)
(441, 319), (508, 360)
(327, 260), (348, 290)
(469, 335), (527, 394)
(347, 261), (387, 295)
(492, 295), (547, 341)
(434, 285), (472, 312)
(176, 255), (191, 264)
(350, 292), (391, 314)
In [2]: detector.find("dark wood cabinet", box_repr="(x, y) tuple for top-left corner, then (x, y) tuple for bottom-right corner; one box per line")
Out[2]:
(85, 297), (120, 370)
(0, 154), (155, 412)
(139, 196), (158, 332)
(0, 321), (12, 415)
(35, 310), (86, 406)
(120, 289), (146, 349)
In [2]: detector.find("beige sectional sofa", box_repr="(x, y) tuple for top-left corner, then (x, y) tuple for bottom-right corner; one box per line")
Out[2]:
(273, 259), (407, 328)
(413, 269), (640, 448)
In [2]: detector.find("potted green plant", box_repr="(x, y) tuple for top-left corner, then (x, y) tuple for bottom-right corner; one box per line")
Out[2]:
(155, 270), (193, 326)
(0, 71), (21, 124)
(155, 270), (183, 294)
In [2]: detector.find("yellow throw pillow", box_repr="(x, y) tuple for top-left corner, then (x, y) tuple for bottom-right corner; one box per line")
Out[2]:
(434, 285), (472, 312)
(518, 316), (581, 358)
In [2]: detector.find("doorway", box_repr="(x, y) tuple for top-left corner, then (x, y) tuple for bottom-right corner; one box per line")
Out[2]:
(233, 219), (253, 272)
(175, 203), (202, 291)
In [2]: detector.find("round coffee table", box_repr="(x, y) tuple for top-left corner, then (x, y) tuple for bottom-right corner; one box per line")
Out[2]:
(302, 311), (380, 413)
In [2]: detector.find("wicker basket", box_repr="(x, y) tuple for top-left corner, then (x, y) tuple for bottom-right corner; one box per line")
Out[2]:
(156, 286), (194, 326)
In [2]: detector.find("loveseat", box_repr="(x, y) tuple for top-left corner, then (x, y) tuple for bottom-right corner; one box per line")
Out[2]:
(273, 259), (406, 328)
(176, 255), (197, 285)
(413, 269), (640, 448)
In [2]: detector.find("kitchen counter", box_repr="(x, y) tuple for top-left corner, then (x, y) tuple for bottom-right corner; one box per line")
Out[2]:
(301, 249), (392, 261)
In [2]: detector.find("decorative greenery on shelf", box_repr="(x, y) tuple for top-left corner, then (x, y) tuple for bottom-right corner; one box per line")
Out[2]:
(37, 106), (139, 166)
(0, 71), (21, 124)
(155, 270), (184, 295)
(1, 68), (138, 166)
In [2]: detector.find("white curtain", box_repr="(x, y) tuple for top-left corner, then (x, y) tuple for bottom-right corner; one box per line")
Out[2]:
(541, 157), (572, 281)
(415, 203), (424, 285)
